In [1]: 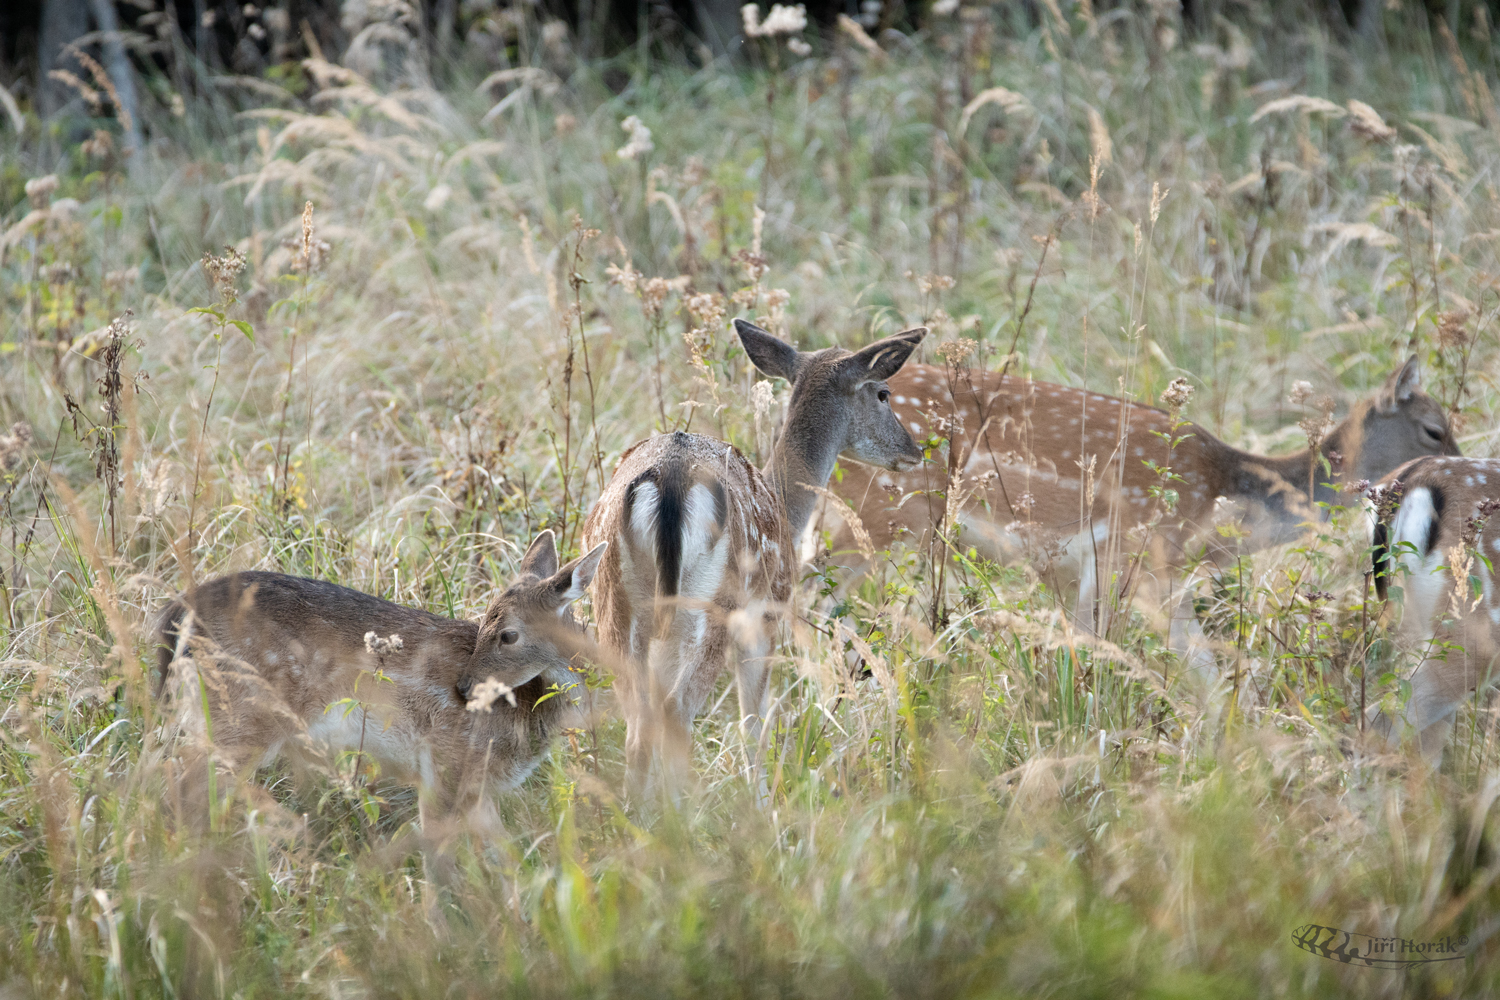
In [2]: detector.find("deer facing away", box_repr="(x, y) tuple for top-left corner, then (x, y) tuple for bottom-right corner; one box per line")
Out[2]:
(1371, 456), (1500, 764)
(823, 356), (1457, 676)
(584, 319), (925, 800)
(154, 530), (607, 821)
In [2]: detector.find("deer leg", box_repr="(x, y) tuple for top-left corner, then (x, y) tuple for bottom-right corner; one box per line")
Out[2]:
(732, 616), (773, 803)
(619, 665), (657, 805)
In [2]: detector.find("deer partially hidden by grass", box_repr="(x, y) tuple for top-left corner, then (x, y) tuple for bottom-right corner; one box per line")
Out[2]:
(825, 355), (1457, 680)
(584, 319), (926, 801)
(1370, 457), (1500, 765)
(153, 530), (607, 824)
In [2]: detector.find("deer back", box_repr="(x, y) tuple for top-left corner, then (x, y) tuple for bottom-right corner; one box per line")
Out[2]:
(585, 430), (792, 661)
(827, 359), (1455, 569)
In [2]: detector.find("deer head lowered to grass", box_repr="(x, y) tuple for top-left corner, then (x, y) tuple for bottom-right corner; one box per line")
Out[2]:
(153, 530), (607, 823)
(583, 318), (926, 803)
(821, 355), (1458, 685)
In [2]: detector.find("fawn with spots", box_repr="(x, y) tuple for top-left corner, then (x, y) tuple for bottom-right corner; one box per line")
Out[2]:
(584, 319), (926, 800)
(153, 530), (607, 823)
(825, 355), (1457, 681)
(1371, 456), (1500, 764)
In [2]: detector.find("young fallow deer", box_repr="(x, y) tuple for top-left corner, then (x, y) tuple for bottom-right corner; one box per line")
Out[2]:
(584, 319), (926, 800)
(1370, 457), (1500, 764)
(824, 356), (1457, 681)
(154, 530), (607, 823)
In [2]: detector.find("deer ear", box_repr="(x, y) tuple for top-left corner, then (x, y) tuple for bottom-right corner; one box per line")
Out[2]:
(735, 319), (803, 382)
(544, 541), (608, 610)
(1376, 354), (1422, 413)
(519, 530), (559, 580)
(844, 327), (927, 383)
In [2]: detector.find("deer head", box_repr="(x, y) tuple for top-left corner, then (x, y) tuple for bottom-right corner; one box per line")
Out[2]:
(456, 530), (607, 703)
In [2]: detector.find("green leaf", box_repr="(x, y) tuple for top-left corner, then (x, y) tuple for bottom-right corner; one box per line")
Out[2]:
(187, 306), (224, 322)
(230, 319), (256, 343)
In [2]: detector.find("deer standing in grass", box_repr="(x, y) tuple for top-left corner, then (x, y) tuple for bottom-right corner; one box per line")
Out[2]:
(824, 355), (1457, 680)
(1370, 457), (1500, 764)
(154, 530), (607, 823)
(584, 319), (926, 800)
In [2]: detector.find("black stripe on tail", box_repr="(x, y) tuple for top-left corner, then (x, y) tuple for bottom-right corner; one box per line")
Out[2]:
(1372, 485), (1445, 604)
(622, 436), (727, 631)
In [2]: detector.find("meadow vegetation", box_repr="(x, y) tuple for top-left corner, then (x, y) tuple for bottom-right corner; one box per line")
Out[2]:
(5, 0), (1500, 994)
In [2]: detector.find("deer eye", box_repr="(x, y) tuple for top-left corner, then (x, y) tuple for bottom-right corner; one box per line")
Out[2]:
(1423, 425), (1445, 443)
(499, 629), (520, 645)
(877, 389), (891, 404)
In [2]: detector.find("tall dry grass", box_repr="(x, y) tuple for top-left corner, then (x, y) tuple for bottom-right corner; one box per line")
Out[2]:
(3, 0), (1500, 994)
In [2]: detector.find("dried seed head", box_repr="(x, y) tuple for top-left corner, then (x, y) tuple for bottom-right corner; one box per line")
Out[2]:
(24, 175), (58, 210)
(641, 276), (671, 315)
(1346, 99), (1397, 143)
(687, 291), (726, 330)
(466, 676), (517, 712)
(1437, 308), (1471, 348)
(606, 260), (642, 296)
(1462, 497), (1500, 546)
(752, 379), (775, 422)
(617, 115), (654, 160)
(742, 2), (808, 37)
(363, 631), (404, 655)
(1159, 377), (1194, 411)
(935, 338), (976, 364)
(1288, 380), (1314, 406)
(1367, 479), (1405, 524)
(80, 129), (114, 161)
(201, 245), (247, 304)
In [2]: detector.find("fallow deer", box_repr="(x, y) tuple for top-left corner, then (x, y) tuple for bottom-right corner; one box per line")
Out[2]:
(583, 319), (926, 800)
(1370, 457), (1500, 764)
(823, 356), (1457, 679)
(153, 530), (607, 821)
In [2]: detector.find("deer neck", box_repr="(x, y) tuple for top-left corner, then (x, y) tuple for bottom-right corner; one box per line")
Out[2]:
(764, 392), (845, 539)
(1211, 416), (1354, 535)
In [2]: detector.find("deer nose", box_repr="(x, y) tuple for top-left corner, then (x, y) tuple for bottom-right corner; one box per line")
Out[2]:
(455, 678), (473, 703)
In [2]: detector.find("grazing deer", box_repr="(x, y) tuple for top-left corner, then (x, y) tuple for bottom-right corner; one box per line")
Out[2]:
(823, 355), (1457, 678)
(1370, 457), (1500, 764)
(584, 319), (926, 800)
(153, 530), (607, 822)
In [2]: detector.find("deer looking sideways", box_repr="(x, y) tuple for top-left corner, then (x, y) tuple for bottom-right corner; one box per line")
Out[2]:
(584, 319), (926, 800)
(824, 355), (1458, 680)
(154, 530), (607, 825)
(1370, 457), (1500, 764)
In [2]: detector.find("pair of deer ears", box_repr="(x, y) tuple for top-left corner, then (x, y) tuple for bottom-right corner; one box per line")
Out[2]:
(517, 530), (607, 608)
(733, 318), (927, 386)
(1375, 354), (1423, 414)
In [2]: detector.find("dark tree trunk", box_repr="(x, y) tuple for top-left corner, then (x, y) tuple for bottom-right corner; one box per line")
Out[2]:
(39, 0), (89, 118)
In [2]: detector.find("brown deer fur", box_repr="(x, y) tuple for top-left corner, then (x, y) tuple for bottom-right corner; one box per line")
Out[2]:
(153, 530), (606, 819)
(823, 356), (1457, 674)
(584, 319), (926, 799)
